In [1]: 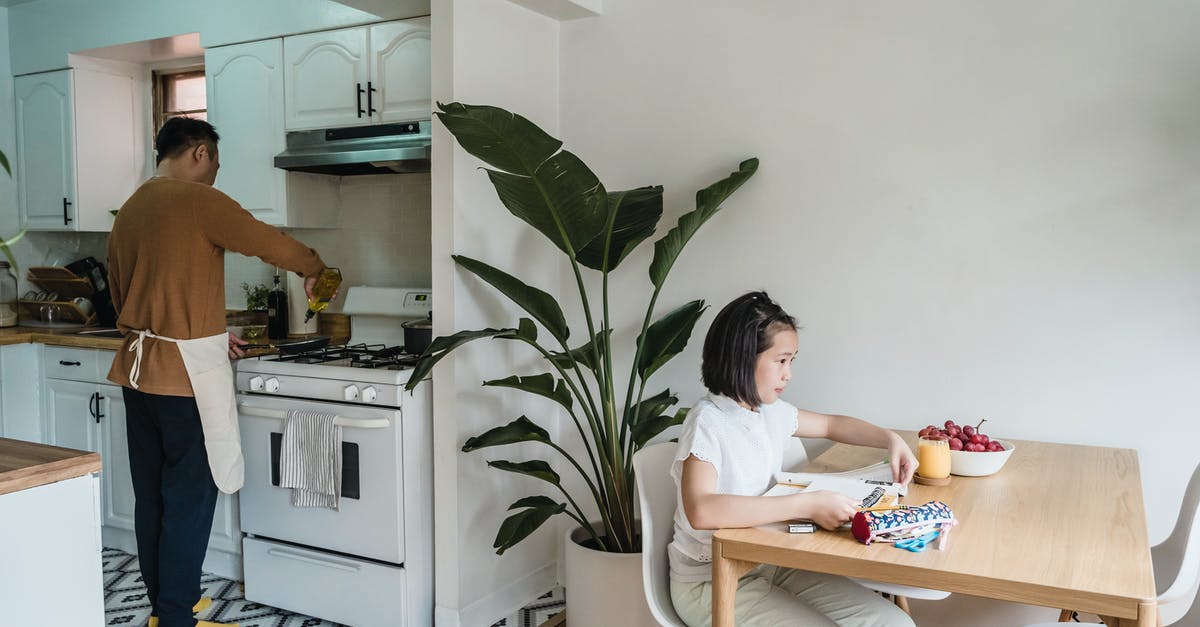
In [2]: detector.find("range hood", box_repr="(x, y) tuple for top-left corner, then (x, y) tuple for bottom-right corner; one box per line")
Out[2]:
(274, 121), (431, 175)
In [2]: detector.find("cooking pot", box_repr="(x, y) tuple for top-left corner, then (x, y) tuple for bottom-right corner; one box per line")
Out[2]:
(402, 316), (432, 355)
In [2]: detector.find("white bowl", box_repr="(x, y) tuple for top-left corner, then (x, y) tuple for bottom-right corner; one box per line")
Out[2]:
(949, 439), (1015, 476)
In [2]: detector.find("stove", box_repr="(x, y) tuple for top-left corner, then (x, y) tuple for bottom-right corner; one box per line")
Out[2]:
(235, 287), (432, 627)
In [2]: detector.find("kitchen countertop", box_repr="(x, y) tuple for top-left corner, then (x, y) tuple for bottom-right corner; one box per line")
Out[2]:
(0, 322), (351, 357)
(0, 437), (102, 496)
(0, 325), (127, 350)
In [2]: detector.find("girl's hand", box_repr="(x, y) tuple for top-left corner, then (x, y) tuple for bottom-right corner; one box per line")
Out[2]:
(888, 433), (918, 484)
(802, 491), (859, 530)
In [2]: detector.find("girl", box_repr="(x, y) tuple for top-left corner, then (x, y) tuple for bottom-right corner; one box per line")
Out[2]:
(669, 291), (919, 627)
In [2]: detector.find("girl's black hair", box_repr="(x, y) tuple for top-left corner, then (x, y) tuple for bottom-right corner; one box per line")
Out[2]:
(701, 291), (797, 407)
(154, 116), (220, 166)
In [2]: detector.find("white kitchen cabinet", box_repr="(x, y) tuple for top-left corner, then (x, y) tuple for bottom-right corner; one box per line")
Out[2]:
(14, 68), (140, 231)
(46, 378), (101, 454)
(206, 39), (288, 225)
(369, 18), (432, 124)
(44, 347), (242, 579)
(283, 17), (430, 130)
(206, 39), (337, 228)
(0, 343), (44, 443)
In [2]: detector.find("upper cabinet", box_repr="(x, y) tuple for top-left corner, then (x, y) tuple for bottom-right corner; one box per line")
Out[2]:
(283, 17), (430, 130)
(206, 39), (288, 225)
(14, 69), (139, 231)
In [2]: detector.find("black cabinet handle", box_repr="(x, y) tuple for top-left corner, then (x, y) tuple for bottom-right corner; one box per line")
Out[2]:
(367, 81), (377, 116)
(63, 197), (73, 225)
(95, 393), (106, 421)
(356, 82), (365, 118)
(88, 392), (98, 423)
(59, 360), (82, 366)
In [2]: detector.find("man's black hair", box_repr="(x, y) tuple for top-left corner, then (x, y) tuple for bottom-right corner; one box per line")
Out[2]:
(701, 291), (798, 408)
(154, 117), (220, 166)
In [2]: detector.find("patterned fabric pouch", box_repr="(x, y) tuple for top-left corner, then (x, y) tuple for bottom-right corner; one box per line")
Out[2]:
(851, 500), (955, 546)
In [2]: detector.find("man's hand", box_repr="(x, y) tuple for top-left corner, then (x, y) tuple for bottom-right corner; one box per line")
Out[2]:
(304, 274), (317, 300)
(228, 332), (248, 359)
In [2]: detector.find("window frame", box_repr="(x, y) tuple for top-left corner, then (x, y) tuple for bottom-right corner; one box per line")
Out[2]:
(151, 66), (207, 132)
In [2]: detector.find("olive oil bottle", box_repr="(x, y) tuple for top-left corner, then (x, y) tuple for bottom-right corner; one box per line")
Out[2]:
(304, 267), (342, 322)
(266, 270), (288, 339)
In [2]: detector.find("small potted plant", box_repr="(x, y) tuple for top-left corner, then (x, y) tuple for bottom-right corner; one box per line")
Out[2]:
(229, 282), (269, 340)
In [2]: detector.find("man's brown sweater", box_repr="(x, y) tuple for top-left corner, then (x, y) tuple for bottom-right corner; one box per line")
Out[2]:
(106, 177), (325, 396)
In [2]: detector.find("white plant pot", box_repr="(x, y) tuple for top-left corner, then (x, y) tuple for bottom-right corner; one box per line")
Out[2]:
(564, 524), (656, 627)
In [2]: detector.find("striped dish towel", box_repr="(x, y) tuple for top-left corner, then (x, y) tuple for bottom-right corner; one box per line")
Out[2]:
(279, 409), (342, 510)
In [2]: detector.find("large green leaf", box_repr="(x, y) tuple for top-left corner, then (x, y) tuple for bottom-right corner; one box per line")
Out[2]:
(649, 158), (759, 289)
(403, 327), (514, 392)
(485, 152), (608, 257)
(487, 459), (561, 485)
(435, 102), (562, 176)
(631, 389), (678, 427)
(437, 102), (608, 259)
(576, 186), (664, 272)
(483, 374), (572, 411)
(493, 496), (567, 555)
(0, 150), (10, 176)
(631, 407), (689, 450)
(637, 300), (707, 380)
(454, 255), (569, 343)
(547, 329), (611, 373)
(463, 416), (551, 452)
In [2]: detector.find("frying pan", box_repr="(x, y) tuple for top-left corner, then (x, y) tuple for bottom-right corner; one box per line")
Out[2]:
(243, 335), (331, 355)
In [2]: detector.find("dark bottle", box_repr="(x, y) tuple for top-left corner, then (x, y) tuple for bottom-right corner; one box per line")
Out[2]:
(266, 272), (289, 340)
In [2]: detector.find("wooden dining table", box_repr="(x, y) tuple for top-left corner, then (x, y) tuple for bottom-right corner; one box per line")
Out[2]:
(711, 432), (1157, 626)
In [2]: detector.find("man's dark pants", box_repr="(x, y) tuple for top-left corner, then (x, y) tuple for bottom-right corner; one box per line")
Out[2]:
(123, 387), (219, 627)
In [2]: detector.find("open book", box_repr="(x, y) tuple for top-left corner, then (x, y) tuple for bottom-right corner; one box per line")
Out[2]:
(762, 462), (906, 532)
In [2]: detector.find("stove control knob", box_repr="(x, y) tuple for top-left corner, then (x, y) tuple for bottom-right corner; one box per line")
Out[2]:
(249, 376), (264, 391)
(265, 378), (280, 393)
(343, 384), (360, 401)
(362, 386), (378, 403)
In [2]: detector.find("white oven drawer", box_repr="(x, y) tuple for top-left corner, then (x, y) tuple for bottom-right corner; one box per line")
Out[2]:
(244, 536), (407, 627)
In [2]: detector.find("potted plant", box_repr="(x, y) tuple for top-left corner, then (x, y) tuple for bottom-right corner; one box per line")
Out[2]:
(406, 102), (758, 625)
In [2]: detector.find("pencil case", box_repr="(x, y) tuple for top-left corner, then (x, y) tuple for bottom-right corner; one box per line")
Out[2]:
(851, 500), (955, 546)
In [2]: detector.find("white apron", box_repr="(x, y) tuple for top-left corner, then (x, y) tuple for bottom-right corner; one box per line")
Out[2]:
(128, 330), (243, 494)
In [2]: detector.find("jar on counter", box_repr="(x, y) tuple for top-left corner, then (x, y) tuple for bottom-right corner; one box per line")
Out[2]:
(0, 261), (17, 327)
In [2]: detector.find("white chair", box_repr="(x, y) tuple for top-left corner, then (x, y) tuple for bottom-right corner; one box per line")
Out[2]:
(632, 442), (949, 627)
(633, 442), (690, 627)
(1024, 462), (1200, 626)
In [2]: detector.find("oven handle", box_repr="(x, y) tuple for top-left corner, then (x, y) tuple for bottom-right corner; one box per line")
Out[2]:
(266, 547), (363, 572)
(237, 405), (391, 429)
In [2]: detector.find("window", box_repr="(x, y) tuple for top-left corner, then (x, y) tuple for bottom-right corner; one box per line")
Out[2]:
(152, 68), (206, 132)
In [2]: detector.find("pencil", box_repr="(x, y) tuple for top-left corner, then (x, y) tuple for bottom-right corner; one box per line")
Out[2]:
(857, 505), (912, 513)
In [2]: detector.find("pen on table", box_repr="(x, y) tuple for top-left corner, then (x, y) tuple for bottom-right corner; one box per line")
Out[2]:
(857, 505), (913, 513)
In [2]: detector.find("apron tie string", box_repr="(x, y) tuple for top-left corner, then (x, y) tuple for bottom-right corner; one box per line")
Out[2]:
(128, 329), (179, 389)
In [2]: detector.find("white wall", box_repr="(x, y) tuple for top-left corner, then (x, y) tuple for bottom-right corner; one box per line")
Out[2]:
(7, 0), (426, 75)
(558, 0), (1200, 543)
(432, 0), (563, 624)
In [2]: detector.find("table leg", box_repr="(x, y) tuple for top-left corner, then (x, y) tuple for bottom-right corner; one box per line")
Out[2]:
(711, 538), (754, 627)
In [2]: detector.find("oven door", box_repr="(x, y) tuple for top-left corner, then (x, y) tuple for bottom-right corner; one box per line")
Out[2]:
(237, 394), (405, 564)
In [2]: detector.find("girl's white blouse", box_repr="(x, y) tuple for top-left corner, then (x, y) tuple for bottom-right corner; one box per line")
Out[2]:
(667, 393), (799, 582)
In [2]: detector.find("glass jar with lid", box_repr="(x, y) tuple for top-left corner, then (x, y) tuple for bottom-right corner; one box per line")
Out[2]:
(0, 261), (17, 327)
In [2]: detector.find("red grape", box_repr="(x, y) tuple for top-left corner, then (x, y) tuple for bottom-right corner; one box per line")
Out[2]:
(949, 438), (963, 450)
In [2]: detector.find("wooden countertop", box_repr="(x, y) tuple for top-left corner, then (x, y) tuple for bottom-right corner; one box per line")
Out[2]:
(0, 326), (126, 350)
(0, 437), (102, 496)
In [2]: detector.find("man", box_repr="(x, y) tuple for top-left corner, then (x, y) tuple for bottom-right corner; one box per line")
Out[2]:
(106, 117), (328, 627)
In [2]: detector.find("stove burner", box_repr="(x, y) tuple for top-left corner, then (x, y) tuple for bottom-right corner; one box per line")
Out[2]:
(265, 343), (419, 369)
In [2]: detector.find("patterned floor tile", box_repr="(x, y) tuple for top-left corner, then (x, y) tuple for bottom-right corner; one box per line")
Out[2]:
(103, 547), (566, 627)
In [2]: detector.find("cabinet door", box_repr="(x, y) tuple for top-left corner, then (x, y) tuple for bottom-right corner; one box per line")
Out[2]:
(284, 27), (370, 130)
(206, 39), (288, 225)
(370, 19), (431, 124)
(15, 70), (77, 230)
(46, 379), (98, 453)
(1, 344), (45, 443)
(98, 384), (135, 532)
